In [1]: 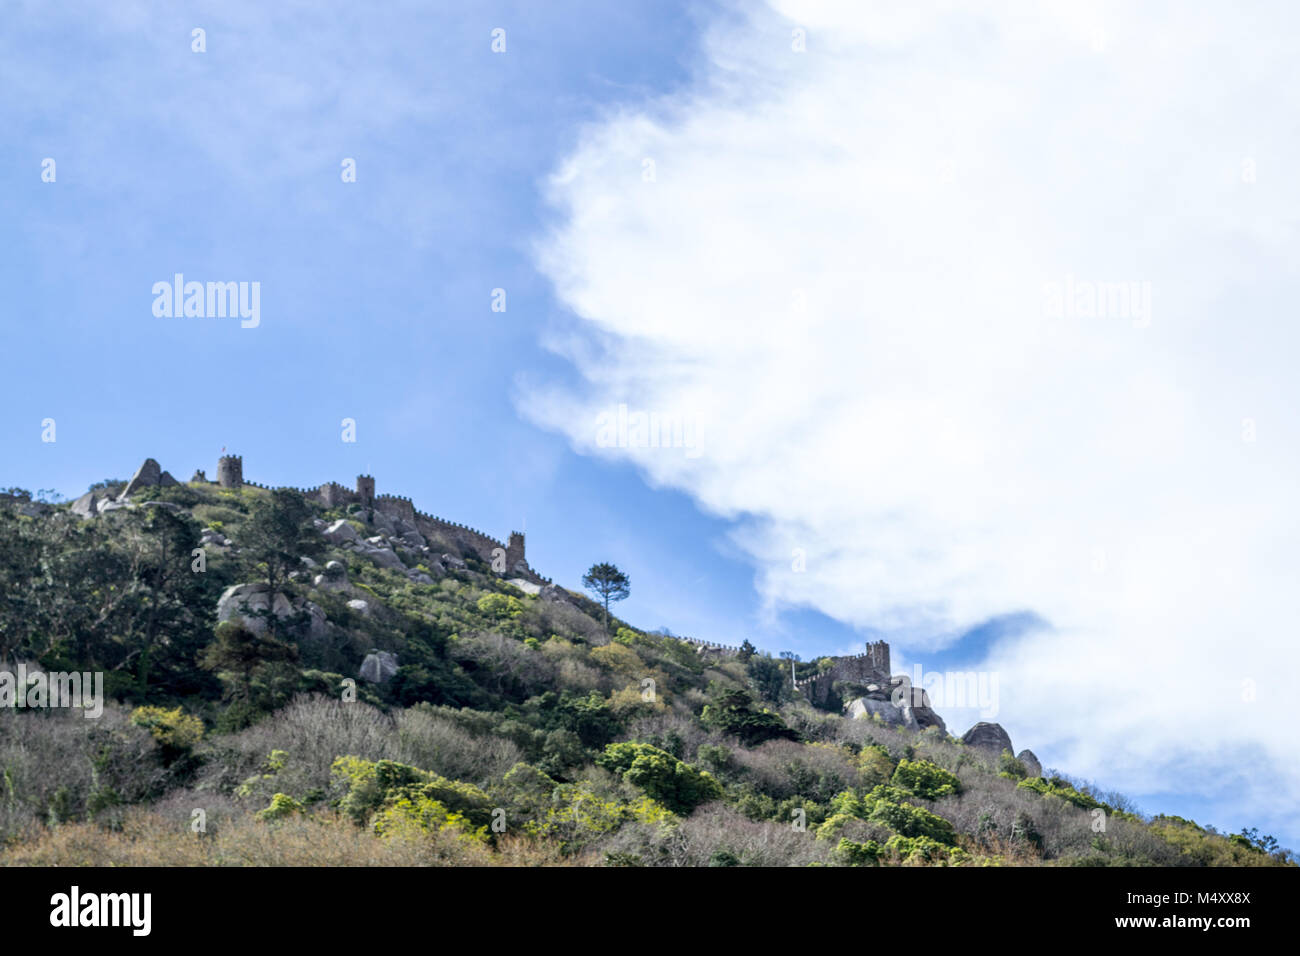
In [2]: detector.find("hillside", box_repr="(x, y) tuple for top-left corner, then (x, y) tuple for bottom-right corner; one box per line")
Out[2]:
(0, 461), (1291, 867)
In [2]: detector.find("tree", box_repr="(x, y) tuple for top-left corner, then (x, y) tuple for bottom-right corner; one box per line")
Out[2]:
(240, 489), (323, 600)
(582, 562), (630, 631)
(201, 620), (298, 701)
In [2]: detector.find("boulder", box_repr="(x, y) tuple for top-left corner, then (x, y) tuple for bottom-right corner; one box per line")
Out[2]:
(848, 696), (916, 729)
(890, 680), (947, 734)
(360, 546), (405, 571)
(359, 651), (398, 683)
(218, 583), (327, 640)
(158, 470), (179, 487)
(399, 531), (427, 550)
(303, 601), (329, 641)
(347, 599), (371, 616)
(70, 491), (99, 518)
(441, 553), (467, 570)
(120, 458), (163, 498)
(1017, 749), (1042, 778)
(507, 578), (542, 596)
(323, 519), (358, 544)
(539, 584), (571, 604)
(217, 583), (294, 635)
(962, 721), (1014, 758)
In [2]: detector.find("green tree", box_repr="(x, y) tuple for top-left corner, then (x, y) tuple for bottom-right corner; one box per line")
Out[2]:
(596, 742), (722, 815)
(582, 562), (630, 630)
(201, 620), (298, 701)
(239, 489), (323, 631)
(700, 688), (799, 746)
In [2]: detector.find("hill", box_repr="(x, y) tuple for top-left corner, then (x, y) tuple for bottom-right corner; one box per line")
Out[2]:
(0, 459), (1291, 867)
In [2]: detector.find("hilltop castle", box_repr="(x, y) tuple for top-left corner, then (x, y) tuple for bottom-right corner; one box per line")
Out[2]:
(193, 454), (540, 583)
(794, 640), (892, 708)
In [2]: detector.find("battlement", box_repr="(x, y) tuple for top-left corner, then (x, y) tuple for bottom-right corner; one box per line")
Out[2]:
(217, 455), (243, 489)
(197, 455), (545, 580)
(795, 642), (894, 706)
(676, 636), (742, 656)
(356, 475), (375, 506)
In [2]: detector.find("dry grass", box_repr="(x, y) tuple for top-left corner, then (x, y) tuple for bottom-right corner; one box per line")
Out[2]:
(0, 808), (596, 867)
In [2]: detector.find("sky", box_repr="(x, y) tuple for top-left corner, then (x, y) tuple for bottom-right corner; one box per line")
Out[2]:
(2, 0), (1297, 850)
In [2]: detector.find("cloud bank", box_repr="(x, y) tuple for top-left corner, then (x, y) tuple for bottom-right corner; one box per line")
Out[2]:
(528, 0), (1300, 839)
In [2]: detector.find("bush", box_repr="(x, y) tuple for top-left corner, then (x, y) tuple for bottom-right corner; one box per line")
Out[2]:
(998, 749), (1028, 780)
(596, 742), (723, 815)
(130, 706), (204, 751)
(891, 759), (961, 800)
(257, 792), (303, 821)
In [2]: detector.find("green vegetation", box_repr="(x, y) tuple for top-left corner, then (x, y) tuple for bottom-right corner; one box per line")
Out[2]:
(0, 485), (1292, 867)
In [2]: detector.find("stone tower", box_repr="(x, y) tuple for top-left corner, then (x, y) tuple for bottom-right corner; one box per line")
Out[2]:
(506, 531), (526, 570)
(866, 640), (890, 678)
(217, 455), (243, 489)
(356, 475), (375, 507)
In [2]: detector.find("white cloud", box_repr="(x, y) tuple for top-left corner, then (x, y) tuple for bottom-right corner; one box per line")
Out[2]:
(529, 0), (1300, 839)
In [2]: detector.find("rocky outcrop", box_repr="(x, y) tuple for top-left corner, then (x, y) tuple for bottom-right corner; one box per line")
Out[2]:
(119, 458), (176, 498)
(846, 679), (946, 734)
(359, 651), (398, 683)
(1017, 749), (1042, 778)
(70, 491), (99, 518)
(962, 721), (1014, 758)
(848, 696), (914, 728)
(218, 583), (327, 641)
(322, 519), (358, 544)
(218, 583), (294, 634)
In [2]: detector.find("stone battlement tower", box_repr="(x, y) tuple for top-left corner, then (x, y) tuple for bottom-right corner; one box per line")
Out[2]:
(506, 531), (526, 570)
(866, 639), (890, 678)
(217, 455), (243, 489)
(356, 475), (375, 507)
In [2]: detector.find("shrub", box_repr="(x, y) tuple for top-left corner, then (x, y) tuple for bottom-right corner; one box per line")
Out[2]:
(596, 742), (723, 815)
(130, 706), (204, 751)
(891, 759), (961, 799)
(998, 749), (1028, 780)
(836, 837), (881, 866)
(476, 593), (524, 621)
(257, 793), (303, 821)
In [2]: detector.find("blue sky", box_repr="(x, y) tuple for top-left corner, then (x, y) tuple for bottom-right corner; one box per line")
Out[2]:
(3, 1), (1298, 850)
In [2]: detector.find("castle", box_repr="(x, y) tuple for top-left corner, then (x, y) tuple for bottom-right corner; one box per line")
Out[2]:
(198, 455), (542, 584)
(794, 640), (893, 709)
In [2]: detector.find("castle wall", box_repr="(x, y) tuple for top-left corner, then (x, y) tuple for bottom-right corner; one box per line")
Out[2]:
(375, 494), (416, 524)
(796, 643), (893, 709)
(198, 455), (553, 585)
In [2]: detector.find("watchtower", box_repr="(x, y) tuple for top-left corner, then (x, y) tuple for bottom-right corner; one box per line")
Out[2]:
(356, 475), (375, 507)
(506, 531), (526, 570)
(217, 455), (243, 489)
(866, 640), (890, 678)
